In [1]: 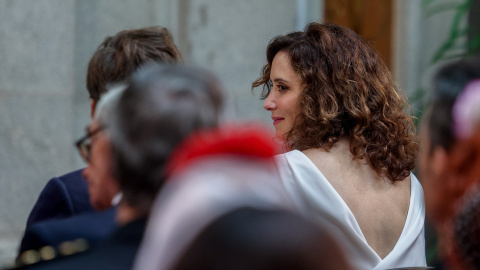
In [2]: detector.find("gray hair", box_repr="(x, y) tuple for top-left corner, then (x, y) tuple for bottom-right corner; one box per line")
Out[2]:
(107, 63), (224, 212)
(93, 84), (127, 125)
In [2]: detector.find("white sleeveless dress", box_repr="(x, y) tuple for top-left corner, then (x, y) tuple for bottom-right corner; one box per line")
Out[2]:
(275, 150), (426, 270)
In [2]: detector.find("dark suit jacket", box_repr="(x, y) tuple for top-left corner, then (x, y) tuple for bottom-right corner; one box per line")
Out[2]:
(27, 169), (94, 228)
(27, 169), (93, 228)
(26, 169), (94, 228)
(19, 208), (117, 254)
(18, 218), (146, 270)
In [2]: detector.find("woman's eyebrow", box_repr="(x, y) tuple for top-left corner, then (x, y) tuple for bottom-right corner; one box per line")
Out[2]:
(272, 78), (289, 83)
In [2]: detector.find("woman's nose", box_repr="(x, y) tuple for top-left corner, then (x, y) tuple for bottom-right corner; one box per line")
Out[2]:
(263, 93), (276, 111)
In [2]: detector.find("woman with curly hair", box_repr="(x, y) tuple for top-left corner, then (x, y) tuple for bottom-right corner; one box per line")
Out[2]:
(252, 23), (425, 269)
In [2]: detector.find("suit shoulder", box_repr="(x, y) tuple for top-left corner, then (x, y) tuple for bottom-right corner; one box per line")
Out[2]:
(40, 169), (85, 197)
(55, 169), (85, 186)
(25, 169), (92, 228)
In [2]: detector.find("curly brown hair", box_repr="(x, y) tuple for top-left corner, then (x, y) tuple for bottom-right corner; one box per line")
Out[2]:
(252, 23), (418, 182)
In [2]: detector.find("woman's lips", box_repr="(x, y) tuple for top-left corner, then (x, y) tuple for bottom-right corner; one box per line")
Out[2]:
(272, 117), (284, 125)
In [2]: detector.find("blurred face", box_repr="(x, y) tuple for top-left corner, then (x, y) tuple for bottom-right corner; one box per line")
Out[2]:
(82, 121), (120, 211)
(418, 123), (436, 216)
(263, 51), (303, 141)
(418, 112), (448, 222)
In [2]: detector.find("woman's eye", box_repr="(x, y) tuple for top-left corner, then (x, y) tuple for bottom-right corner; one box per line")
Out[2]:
(278, 85), (288, 92)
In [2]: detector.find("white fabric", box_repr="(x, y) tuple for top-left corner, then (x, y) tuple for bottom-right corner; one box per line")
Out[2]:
(275, 150), (426, 270)
(111, 192), (122, 206)
(133, 156), (295, 270)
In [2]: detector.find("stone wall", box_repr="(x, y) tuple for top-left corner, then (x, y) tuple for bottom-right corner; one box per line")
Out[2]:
(0, 0), (77, 264)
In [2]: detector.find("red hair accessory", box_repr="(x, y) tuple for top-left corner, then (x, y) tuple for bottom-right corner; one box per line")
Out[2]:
(167, 124), (278, 176)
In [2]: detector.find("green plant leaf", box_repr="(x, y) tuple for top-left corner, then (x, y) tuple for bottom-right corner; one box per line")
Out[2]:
(424, 2), (465, 18)
(429, 2), (470, 64)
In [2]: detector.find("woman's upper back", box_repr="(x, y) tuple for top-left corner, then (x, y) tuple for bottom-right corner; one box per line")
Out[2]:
(274, 140), (425, 269)
(302, 139), (410, 259)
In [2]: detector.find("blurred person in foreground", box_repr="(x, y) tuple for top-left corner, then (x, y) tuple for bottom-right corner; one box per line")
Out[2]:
(252, 22), (424, 269)
(173, 207), (350, 270)
(418, 57), (480, 270)
(23, 26), (183, 228)
(13, 63), (223, 270)
(134, 125), (351, 270)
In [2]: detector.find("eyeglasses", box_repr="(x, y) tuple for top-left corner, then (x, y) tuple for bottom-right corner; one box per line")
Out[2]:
(75, 125), (105, 163)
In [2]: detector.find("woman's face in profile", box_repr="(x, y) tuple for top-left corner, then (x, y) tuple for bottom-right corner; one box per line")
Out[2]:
(263, 51), (303, 141)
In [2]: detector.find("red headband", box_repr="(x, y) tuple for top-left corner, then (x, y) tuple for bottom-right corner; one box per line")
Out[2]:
(167, 124), (278, 176)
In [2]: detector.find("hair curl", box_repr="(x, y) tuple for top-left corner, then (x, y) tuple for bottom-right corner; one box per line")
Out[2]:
(252, 23), (418, 182)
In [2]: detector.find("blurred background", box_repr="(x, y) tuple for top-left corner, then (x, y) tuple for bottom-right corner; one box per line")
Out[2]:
(0, 0), (478, 265)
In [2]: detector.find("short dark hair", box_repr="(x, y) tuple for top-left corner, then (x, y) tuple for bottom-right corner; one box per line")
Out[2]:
(108, 63), (224, 213)
(86, 26), (183, 102)
(253, 23), (417, 182)
(427, 56), (480, 153)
